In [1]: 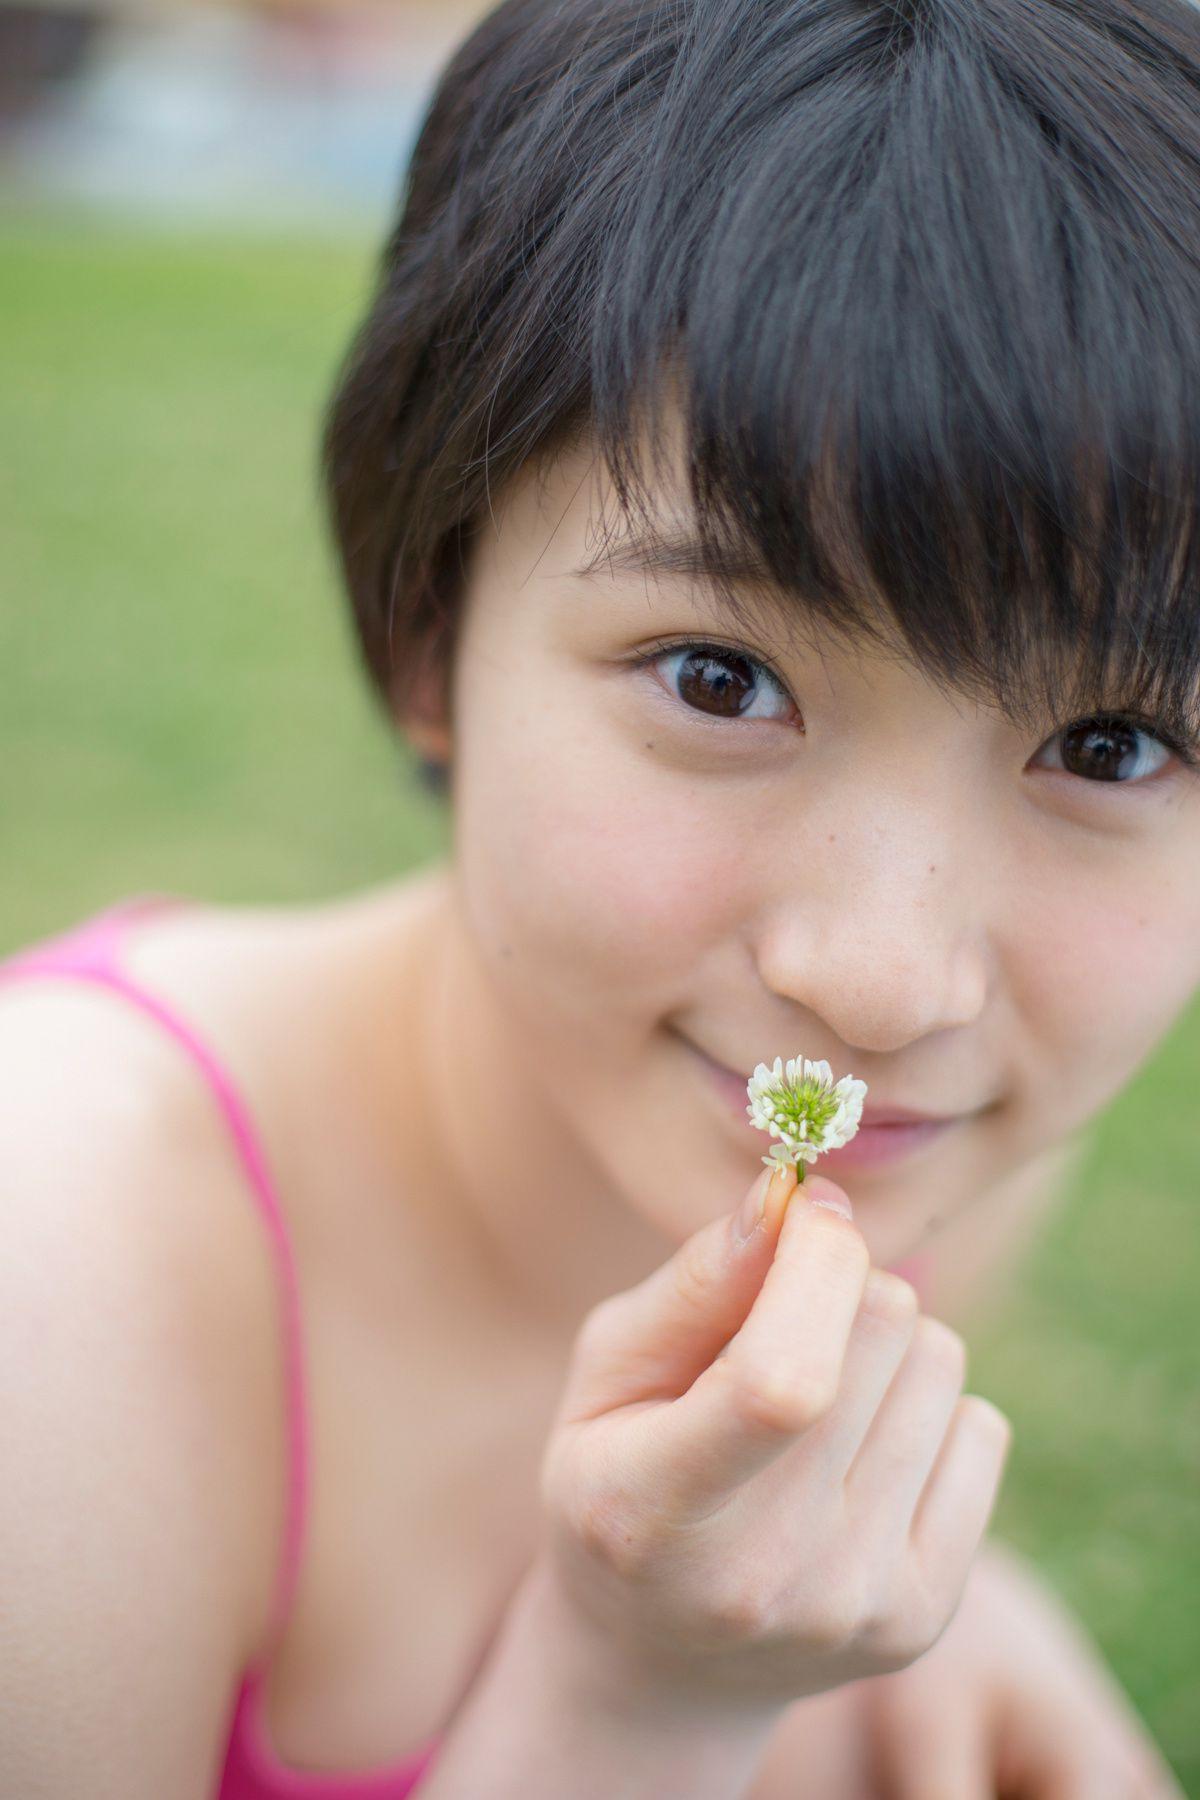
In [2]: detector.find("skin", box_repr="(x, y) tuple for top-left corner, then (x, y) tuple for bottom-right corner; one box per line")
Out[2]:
(384, 422), (1197, 1793)
(9, 414), (1189, 1792)
(397, 426), (1200, 1321)
(745, 1538), (1187, 1798)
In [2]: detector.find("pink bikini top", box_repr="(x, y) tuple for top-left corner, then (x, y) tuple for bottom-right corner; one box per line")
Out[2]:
(0, 895), (441, 1799)
(0, 893), (937, 1797)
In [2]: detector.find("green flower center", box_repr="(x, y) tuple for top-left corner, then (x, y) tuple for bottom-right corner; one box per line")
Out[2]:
(774, 1075), (841, 1142)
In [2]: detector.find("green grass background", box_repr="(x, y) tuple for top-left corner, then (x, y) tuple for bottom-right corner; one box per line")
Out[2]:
(2, 204), (1196, 1790)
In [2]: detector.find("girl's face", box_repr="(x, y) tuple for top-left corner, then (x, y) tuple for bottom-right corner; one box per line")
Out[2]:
(412, 432), (1200, 1269)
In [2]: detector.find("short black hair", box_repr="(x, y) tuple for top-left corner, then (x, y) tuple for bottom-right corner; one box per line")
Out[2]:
(323, 0), (1200, 774)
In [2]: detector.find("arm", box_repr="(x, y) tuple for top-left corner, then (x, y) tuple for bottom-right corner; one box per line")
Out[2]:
(0, 984), (275, 1799)
(745, 1132), (1152, 1800)
(916, 1129), (1092, 1339)
(419, 1140), (1094, 1800)
(747, 1534), (1187, 1800)
(415, 1557), (783, 1800)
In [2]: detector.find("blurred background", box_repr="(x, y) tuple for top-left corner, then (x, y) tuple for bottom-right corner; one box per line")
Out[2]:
(1, 0), (1197, 1788)
(1, 0), (465, 943)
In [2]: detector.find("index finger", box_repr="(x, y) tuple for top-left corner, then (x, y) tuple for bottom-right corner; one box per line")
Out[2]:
(626, 1193), (871, 1521)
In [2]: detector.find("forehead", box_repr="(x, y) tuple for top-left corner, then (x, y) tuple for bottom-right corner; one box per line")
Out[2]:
(475, 408), (1200, 753)
(489, 426), (915, 670)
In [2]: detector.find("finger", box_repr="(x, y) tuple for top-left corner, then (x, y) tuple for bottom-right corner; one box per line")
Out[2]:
(843, 1315), (970, 1527)
(863, 1679), (992, 1800)
(555, 1161), (799, 1424)
(631, 1182), (871, 1516)
(907, 1394), (1012, 1593)
(802, 1268), (920, 1480)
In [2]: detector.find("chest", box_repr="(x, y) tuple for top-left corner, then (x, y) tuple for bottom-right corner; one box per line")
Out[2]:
(253, 1193), (562, 1774)
(239, 1081), (925, 1787)
(251, 1245), (882, 1796)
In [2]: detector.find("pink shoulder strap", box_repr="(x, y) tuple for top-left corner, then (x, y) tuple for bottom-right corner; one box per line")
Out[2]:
(0, 895), (310, 1666)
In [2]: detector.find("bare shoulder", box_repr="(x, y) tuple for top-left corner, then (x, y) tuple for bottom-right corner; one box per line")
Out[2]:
(0, 975), (281, 1794)
(0, 973), (285, 1488)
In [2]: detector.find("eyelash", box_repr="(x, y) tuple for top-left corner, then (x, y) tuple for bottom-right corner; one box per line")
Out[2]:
(629, 636), (1200, 778)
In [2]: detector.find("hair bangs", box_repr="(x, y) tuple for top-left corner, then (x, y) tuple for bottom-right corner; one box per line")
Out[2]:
(580, 0), (1200, 748)
(324, 0), (1200, 757)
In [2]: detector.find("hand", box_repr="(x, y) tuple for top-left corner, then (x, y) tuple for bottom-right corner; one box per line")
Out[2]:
(531, 1162), (1015, 1722)
(745, 1538), (1185, 1799)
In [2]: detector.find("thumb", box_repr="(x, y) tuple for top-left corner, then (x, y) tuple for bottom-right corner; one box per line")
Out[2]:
(559, 1161), (852, 1422)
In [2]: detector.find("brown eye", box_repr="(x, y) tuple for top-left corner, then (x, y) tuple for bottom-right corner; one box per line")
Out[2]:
(677, 647), (759, 716)
(640, 641), (795, 725)
(1044, 716), (1174, 785)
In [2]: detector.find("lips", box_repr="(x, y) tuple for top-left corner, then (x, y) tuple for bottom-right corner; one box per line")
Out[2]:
(687, 1040), (955, 1124)
(679, 1033), (980, 1164)
(818, 1119), (954, 1168)
(858, 1104), (958, 1128)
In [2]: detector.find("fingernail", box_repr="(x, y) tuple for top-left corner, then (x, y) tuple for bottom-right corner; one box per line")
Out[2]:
(805, 1175), (853, 1220)
(733, 1167), (774, 1244)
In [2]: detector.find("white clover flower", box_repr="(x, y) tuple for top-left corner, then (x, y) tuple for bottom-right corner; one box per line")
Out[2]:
(746, 1055), (868, 1182)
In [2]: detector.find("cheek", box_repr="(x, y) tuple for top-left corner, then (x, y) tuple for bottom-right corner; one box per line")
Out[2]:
(1020, 872), (1200, 1110)
(455, 710), (755, 1010)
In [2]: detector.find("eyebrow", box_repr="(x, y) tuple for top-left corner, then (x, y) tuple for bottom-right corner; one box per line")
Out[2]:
(569, 528), (1200, 741)
(570, 525), (779, 589)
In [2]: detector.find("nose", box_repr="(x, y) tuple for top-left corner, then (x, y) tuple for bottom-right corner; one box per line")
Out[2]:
(750, 788), (991, 1056)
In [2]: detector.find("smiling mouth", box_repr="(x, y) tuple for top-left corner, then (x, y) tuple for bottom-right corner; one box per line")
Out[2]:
(677, 1032), (985, 1151)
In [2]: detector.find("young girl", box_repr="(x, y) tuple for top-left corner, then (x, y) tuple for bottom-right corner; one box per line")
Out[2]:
(3, 0), (1195, 1794)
